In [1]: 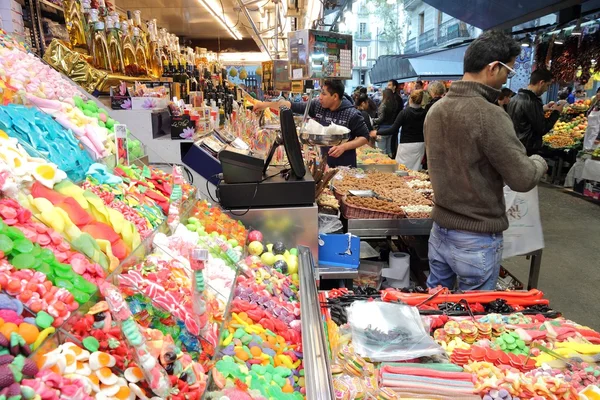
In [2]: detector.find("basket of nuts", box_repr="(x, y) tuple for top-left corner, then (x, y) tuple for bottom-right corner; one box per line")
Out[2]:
(341, 196), (406, 219)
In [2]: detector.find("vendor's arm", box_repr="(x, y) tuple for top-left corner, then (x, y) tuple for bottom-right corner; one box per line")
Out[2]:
(329, 113), (370, 158)
(253, 99), (292, 113)
(378, 109), (405, 136)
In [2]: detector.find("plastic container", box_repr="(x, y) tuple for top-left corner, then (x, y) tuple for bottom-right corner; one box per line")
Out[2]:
(353, 260), (384, 289)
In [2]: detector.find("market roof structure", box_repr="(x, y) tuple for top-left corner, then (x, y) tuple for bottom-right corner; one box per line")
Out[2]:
(421, 0), (596, 30)
(369, 45), (468, 84)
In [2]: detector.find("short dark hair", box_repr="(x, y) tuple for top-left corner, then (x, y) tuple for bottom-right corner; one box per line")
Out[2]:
(388, 79), (399, 89)
(530, 68), (553, 85)
(558, 90), (568, 100)
(415, 80), (424, 89)
(499, 87), (514, 100)
(463, 30), (521, 74)
(323, 80), (345, 100)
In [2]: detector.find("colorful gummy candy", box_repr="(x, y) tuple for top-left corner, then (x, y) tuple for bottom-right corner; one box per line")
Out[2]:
(0, 198), (106, 285)
(0, 105), (94, 182)
(188, 201), (247, 247)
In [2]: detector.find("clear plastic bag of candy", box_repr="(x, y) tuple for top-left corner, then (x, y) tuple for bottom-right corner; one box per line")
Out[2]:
(347, 301), (444, 361)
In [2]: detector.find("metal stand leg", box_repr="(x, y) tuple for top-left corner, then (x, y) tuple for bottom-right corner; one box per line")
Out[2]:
(527, 249), (543, 290)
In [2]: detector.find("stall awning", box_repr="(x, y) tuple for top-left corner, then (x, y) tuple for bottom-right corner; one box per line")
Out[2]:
(369, 45), (467, 84)
(422, 0), (591, 30)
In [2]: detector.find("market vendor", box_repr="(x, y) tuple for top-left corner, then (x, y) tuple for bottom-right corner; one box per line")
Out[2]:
(253, 80), (370, 167)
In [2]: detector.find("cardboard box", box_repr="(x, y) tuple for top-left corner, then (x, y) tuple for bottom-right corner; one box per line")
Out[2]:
(130, 96), (169, 110)
(0, 0), (22, 13)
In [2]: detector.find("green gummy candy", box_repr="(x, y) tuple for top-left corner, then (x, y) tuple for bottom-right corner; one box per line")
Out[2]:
(55, 278), (74, 291)
(83, 336), (100, 352)
(53, 267), (75, 279)
(82, 109), (93, 117)
(5, 227), (24, 240)
(35, 311), (54, 329)
(13, 239), (34, 254)
(11, 253), (35, 269)
(30, 245), (41, 257)
(106, 118), (115, 129)
(53, 262), (72, 272)
(72, 275), (97, 294)
(272, 374), (286, 387)
(70, 288), (90, 304)
(98, 120), (105, 128)
(74, 96), (84, 108)
(38, 248), (55, 262)
(0, 234), (14, 253)
(290, 248), (298, 256)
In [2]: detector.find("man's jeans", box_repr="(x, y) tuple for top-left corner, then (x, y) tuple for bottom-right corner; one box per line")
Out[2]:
(426, 223), (503, 290)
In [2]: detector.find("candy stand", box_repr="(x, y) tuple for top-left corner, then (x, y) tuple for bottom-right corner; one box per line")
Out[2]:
(0, 29), (338, 400)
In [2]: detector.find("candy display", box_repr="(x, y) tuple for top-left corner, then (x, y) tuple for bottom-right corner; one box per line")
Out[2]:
(319, 285), (600, 400)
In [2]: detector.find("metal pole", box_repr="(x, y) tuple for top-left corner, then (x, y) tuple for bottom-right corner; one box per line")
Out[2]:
(274, 0), (279, 59)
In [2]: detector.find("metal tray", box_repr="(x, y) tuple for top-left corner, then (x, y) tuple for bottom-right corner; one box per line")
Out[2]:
(357, 163), (398, 173)
(300, 131), (350, 146)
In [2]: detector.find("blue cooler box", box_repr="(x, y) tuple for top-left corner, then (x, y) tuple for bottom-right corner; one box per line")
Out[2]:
(318, 233), (360, 269)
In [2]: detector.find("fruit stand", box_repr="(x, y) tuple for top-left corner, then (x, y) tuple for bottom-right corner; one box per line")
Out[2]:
(543, 100), (590, 185)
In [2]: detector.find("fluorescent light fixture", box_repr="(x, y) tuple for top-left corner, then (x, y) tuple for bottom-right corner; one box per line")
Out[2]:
(197, 0), (243, 40)
(521, 33), (532, 47)
(219, 52), (271, 63)
(572, 19), (582, 36)
(553, 32), (564, 45)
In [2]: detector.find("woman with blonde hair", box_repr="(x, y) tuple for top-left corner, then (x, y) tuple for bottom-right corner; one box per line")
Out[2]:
(375, 89), (427, 168)
(425, 81), (446, 113)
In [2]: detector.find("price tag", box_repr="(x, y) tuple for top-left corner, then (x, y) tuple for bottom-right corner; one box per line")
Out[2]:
(114, 124), (129, 166)
(292, 68), (303, 80)
(114, 124), (127, 138)
(192, 248), (209, 261)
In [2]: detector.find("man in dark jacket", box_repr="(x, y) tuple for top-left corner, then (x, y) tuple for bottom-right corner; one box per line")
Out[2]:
(387, 79), (405, 114)
(253, 80), (369, 167)
(507, 69), (562, 155)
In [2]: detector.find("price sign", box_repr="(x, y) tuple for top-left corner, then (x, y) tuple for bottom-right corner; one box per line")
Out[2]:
(114, 124), (129, 166)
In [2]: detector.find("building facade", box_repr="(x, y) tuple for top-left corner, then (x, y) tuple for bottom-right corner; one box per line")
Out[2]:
(403, 0), (481, 54)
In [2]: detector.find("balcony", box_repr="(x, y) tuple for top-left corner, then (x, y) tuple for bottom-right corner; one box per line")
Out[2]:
(404, 37), (417, 53)
(404, 0), (420, 11)
(355, 32), (372, 40)
(438, 20), (470, 45)
(418, 29), (436, 51)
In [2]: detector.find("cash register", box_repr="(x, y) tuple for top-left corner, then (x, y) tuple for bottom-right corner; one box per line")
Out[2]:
(216, 107), (315, 209)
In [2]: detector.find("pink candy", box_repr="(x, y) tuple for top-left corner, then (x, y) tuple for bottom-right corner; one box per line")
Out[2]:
(0, 199), (106, 285)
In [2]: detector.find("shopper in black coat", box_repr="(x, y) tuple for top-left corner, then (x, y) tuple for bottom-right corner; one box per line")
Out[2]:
(387, 79), (405, 114)
(373, 89), (397, 128)
(375, 90), (427, 164)
(507, 69), (563, 155)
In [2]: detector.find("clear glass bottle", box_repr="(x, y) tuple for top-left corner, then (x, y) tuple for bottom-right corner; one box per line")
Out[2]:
(62, 0), (88, 52)
(91, 18), (112, 71)
(106, 14), (124, 73)
(133, 27), (149, 74)
(120, 20), (137, 73)
(146, 19), (163, 78)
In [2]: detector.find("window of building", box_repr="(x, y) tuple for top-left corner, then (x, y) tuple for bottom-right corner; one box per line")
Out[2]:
(359, 22), (367, 36)
(419, 12), (425, 34)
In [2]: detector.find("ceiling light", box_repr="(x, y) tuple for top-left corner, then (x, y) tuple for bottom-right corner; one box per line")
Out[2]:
(572, 19), (582, 36)
(521, 34), (532, 47)
(553, 32), (564, 45)
(197, 0), (242, 40)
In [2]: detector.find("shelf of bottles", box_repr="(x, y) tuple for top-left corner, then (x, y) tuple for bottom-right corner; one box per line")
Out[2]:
(36, 0), (230, 103)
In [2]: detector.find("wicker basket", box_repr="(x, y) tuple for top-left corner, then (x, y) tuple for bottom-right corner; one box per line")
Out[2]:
(341, 197), (405, 220)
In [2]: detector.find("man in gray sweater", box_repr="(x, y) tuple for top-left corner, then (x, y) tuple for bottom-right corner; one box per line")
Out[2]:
(424, 31), (547, 290)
